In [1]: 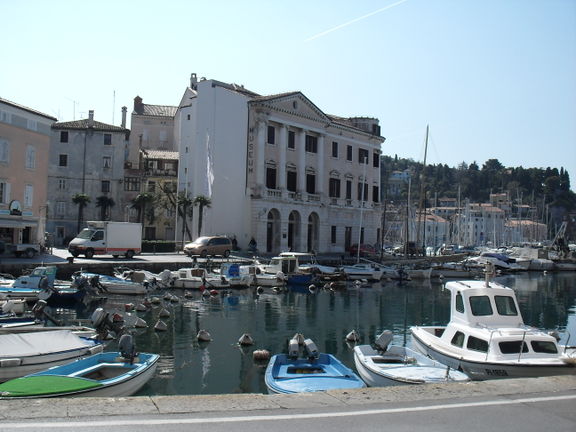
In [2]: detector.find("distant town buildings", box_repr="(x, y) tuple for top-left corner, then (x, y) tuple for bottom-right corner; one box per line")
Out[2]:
(0, 76), (560, 254)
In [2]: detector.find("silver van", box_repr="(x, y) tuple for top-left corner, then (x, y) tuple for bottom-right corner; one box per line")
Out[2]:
(183, 236), (232, 257)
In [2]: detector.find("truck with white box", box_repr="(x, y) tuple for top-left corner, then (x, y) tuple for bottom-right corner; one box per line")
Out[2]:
(68, 221), (142, 259)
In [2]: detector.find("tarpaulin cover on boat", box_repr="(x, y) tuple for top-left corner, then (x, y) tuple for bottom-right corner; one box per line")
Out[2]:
(0, 330), (93, 358)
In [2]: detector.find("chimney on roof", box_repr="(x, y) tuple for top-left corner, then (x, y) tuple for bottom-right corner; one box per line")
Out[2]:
(88, 110), (94, 127)
(121, 106), (127, 128)
(190, 73), (198, 90)
(134, 96), (144, 114)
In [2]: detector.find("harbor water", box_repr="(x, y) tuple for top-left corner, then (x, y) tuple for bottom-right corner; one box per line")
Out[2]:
(52, 271), (576, 396)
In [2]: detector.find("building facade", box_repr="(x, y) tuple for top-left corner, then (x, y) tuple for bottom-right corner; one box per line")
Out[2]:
(175, 74), (385, 255)
(0, 97), (56, 251)
(47, 110), (130, 246)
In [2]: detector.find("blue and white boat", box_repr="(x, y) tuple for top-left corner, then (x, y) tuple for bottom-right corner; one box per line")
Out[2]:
(265, 337), (365, 394)
(0, 266), (61, 300)
(76, 272), (150, 295)
(0, 335), (158, 398)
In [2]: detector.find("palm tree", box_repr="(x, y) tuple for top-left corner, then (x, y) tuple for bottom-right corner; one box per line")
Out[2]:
(72, 193), (91, 234)
(96, 196), (115, 221)
(131, 192), (155, 226)
(177, 192), (194, 244)
(194, 195), (211, 237)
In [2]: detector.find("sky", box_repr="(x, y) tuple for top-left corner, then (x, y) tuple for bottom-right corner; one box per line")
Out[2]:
(2, 0), (575, 189)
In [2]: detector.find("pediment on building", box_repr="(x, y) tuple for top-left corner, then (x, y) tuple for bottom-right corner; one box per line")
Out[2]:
(250, 92), (330, 125)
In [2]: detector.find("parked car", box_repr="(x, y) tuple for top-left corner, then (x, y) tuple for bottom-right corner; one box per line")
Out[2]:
(183, 236), (232, 257)
(349, 244), (377, 257)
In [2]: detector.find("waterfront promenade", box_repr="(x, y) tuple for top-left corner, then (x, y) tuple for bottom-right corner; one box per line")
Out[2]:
(0, 375), (574, 431)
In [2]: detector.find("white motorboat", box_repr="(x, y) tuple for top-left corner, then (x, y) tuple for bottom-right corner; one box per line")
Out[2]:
(171, 267), (231, 290)
(0, 329), (104, 382)
(411, 273), (576, 380)
(76, 272), (151, 295)
(340, 263), (386, 281)
(353, 331), (470, 386)
(239, 264), (286, 287)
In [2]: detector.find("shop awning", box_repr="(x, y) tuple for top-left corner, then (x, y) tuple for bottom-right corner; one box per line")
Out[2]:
(0, 218), (38, 229)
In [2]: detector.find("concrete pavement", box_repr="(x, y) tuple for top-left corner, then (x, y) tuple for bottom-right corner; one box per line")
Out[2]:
(0, 375), (574, 421)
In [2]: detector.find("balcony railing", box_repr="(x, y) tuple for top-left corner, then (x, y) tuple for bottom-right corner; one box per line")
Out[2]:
(307, 193), (320, 202)
(267, 189), (282, 199)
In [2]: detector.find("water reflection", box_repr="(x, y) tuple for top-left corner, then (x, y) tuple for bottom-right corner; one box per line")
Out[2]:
(48, 272), (576, 396)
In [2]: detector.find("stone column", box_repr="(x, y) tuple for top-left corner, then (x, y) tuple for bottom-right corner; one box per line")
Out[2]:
(317, 134), (325, 195)
(298, 129), (306, 192)
(256, 120), (266, 190)
(278, 124), (287, 192)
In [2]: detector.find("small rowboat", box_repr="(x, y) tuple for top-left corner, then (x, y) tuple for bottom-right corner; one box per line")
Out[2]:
(265, 337), (365, 394)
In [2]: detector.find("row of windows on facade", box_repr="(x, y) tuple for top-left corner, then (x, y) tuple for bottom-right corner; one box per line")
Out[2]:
(0, 140), (38, 169)
(49, 201), (176, 218)
(57, 154), (176, 173)
(265, 168), (379, 202)
(0, 182), (33, 207)
(267, 126), (379, 167)
(55, 177), (176, 194)
(0, 110), (40, 131)
(59, 131), (113, 145)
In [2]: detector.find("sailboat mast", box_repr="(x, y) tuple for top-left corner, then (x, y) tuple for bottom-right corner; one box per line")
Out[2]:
(416, 125), (429, 255)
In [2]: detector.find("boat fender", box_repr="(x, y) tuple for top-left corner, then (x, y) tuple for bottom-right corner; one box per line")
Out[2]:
(238, 333), (254, 346)
(197, 329), (212, 342)
(125, 303), (135, 312)
(288, 338), (300, 358)
(134, 317), (148, 328)
(303, 338), (319, 359)
(0, 358), (22, 367)
(154, 320), (168, 332)
(159, 308), (171, 318)
(253, 349), (271, 362)
(256, 286), (264, 295)
(346, 330), (360, 342)
(210, 289), (218, 296)
(135, 303), (148, 312)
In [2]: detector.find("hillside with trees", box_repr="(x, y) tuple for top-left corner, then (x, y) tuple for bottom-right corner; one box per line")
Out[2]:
(381, 155), (576, 240)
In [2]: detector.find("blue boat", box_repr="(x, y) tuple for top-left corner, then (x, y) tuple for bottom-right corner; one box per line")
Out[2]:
(265, 337), (365, 394)
(0, 335), (158, 398)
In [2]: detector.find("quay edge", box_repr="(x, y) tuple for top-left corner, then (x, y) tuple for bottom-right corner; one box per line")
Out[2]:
(0, 375), (575, 421)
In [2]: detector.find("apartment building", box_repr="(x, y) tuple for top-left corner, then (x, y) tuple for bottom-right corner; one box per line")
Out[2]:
(175, 74), (385, 254)
(0, 97), (56, 251)
(47, 110), (130, 246)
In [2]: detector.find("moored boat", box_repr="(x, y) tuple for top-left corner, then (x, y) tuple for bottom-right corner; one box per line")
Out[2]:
(0, 329), (104, 382)
(353, 330), (470, 386)
(0, 335), (158, 398)
(410, 269), (576, 380)
(264, 337), (365, 394)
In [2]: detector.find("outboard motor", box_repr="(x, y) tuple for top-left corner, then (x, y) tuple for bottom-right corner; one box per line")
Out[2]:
(303, 338), (319, 360)
(118, 334), (136, 364)
(288, 337), (300, 358)
(374, 330), (394, 352)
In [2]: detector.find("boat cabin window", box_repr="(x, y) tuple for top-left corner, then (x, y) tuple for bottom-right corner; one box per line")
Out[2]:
(494, 296), (518, 316)
(451, 331), (465, 348)
(531, 341), (558, 354)
(469, 296), (493, 316)
(467, 336), (489, 353)
(499, 341), (528, 354)
(455, 292), (464, 313)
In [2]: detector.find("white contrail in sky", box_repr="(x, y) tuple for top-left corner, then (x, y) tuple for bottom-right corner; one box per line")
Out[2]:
(305, 0), (409, 42)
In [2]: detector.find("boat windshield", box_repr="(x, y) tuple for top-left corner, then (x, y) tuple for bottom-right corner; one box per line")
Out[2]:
(469, 296), (493, 316)
(76, 229), (95, 240)
(494, 296), (518, 316)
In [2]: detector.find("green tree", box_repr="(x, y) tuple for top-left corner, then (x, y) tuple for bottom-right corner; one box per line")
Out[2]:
(131, 193), (155, 226)
(95, 196), (115, 221)
(194, 195), (212, 236)
(72, 193), (91, 234)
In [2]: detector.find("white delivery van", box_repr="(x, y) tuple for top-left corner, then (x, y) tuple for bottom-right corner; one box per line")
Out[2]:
(68, 221), (142, 259)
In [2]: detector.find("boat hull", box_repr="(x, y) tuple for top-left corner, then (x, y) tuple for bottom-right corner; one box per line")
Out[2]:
(0, 352), (158, 398)
(411, 327), (576, 380)
(265, 353), (365, 394)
